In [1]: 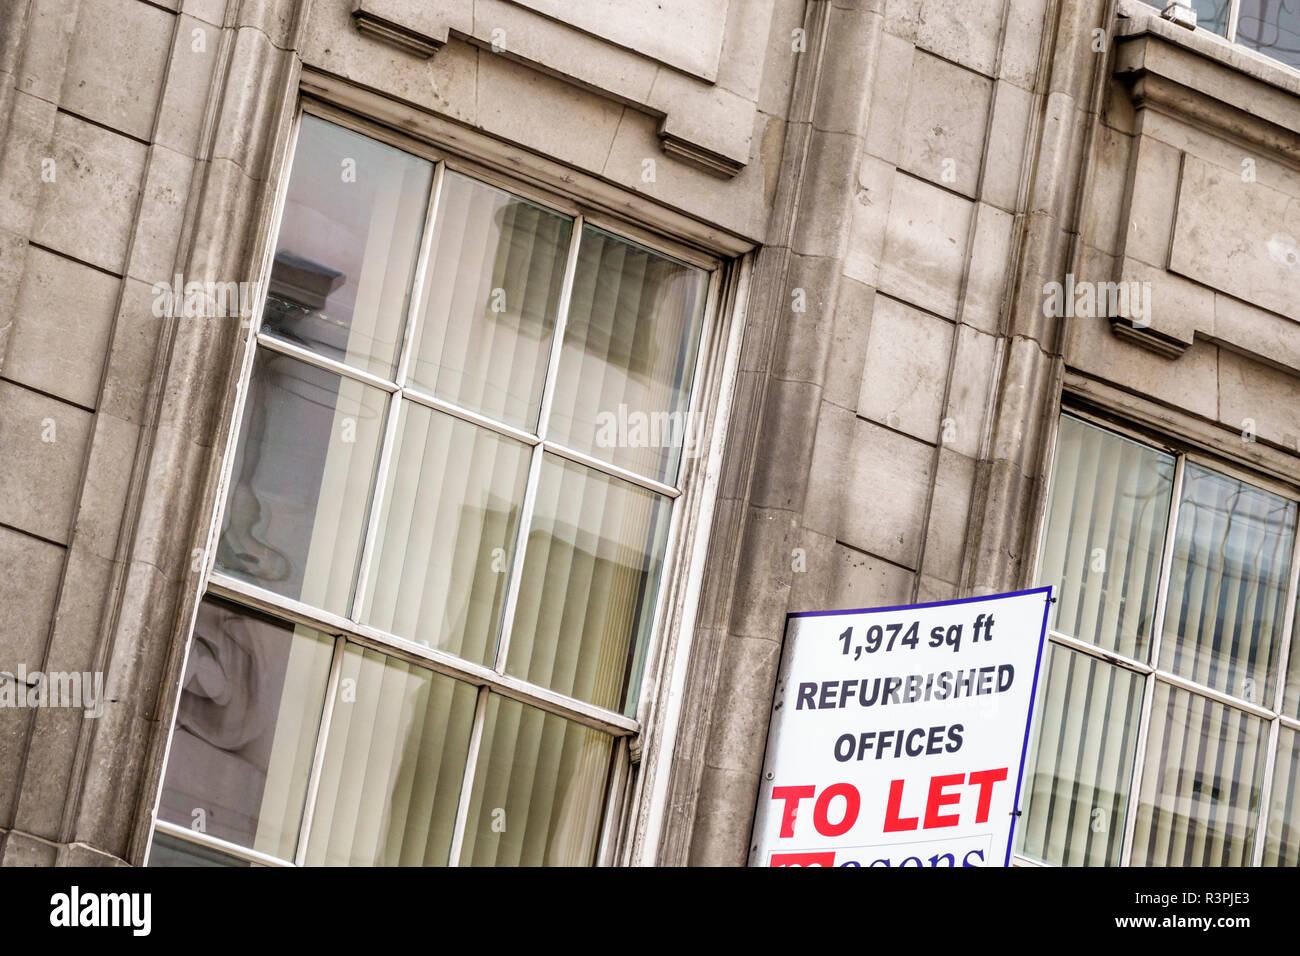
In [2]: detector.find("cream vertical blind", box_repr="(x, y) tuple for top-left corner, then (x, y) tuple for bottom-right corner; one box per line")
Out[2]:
(1019, 644), (1143, 865)
(1159, 465), (1297, 703)
(409, 171), (573, 429)
(1037, 415), (1174, 661)
(361, 403), (531, 664)
(304, 645), (477, 866)
(1131, 682), (1267, 866)
(1030, 413), (1300, 868)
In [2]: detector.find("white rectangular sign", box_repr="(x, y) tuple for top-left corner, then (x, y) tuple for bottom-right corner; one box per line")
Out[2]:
(750, 588), (1052, 868)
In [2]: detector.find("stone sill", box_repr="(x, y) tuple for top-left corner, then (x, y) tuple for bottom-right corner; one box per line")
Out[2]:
(1113, 1), (1300, 164)
(1115, 0), (1300, 108)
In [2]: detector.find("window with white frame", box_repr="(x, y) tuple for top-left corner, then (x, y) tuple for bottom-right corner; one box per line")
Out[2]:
(147, 111), (719, 867)
(1019, 413), (1300, 866)
(1144, 0), (1300, 68)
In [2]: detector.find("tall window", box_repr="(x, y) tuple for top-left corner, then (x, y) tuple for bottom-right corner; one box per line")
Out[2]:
(148, 112), (715, 866)
(1021, 414), (1300, 866)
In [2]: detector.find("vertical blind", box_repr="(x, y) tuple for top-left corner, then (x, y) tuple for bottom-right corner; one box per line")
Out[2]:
(1027, 414), (1300, 867)
(361, 404), (531, 664)
(1131, 683), (1267, 866)
(409, 171), (572, 430)
(1020, 644), (1142, 866)
(305, 646), (477, 866)
(1037, 415), (1174, 661)
(1159, 465), (1296, 704)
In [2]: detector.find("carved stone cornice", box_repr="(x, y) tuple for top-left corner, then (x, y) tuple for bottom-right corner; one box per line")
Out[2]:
(1113, 14), (1300, 165)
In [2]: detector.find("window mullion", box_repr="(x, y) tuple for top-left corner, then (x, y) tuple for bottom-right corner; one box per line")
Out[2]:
(255, 331), (399, 394)
(535, 215), (584, 442)
(1227, 0), (1242, 41)
(401, 384), (542, 447)
(1252, 717), (1281, 865)
(1250, 523), (1300, 864)
(294, 634), (347, 865)
(494, 445), (545, 675)
(542, 439), (680, 498)
(595, 737), (631, 866)
(154, 820), (295, 868)
(447, 685), (490, 866)
(1047, 629), (1154, 674)
(1269, 527), (1300, 719)
(349, 161), (446, 621)
(492, 216), (585, 674)
(1119, 453), (1186, 866)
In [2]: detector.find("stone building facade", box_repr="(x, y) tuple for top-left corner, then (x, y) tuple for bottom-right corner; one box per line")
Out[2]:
(0, 0), (1297, 867)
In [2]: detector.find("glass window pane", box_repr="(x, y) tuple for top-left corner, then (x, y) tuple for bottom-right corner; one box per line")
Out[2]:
(155, 597), (334, 861)
(1038, 416), (1174, 660)
(1236, 0), (1300, 67)
(262, 115), (433, 378)
(1192, 0), (1232, 35)
(505, 454), (671, 713)
(215, 350), (387, 616)
(304, 645), (477, 866)
(148, 832), (260, 867)
(408, 171), (573, 430)
(1019, 645), (1144, 866)
(361, 402), (531, 664)
(461, 694), (613, 866)
(546, 226), (709, 486)
(1131, 682), (1267, 866)
(1159, 464), (1296, 703)
(1263, 725), (1300, 865)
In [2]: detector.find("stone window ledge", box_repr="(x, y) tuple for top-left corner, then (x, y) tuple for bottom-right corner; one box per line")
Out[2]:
(1114, 0), (1300, 153)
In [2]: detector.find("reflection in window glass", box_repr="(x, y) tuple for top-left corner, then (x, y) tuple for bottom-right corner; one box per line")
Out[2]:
(461, 694), (613, 866)
(305, 645), (477, 866)
(547, 227), (708, 486)
(1237, 0), (1300, 67)
(1020, 645), (1144, 866)
(506, 455), (672, 714)
(362, 402), (531, 663)
(156, 597), (334, 861)
(1131, 682), (1267, 866)
(1038, 416), (1174, 661)
(1192, 0), (1234, 34)
(261, 115), (432, 377)
(1160, 464), (1296, 704)
(216, 351), (387, 616)
(408, 172), (573, 430)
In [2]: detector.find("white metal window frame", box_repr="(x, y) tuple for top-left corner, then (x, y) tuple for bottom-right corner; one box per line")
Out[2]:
(1013, 406), (1300, 867)
(144, 96), (745, 868)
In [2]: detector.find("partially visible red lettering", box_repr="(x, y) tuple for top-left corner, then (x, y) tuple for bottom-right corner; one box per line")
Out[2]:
(967, 767), (1008, 824)
(813, 782), (860, 836)
(923, 773), (964, 829)
(771, 785), (815, 838)
(883, 778), (918, 832)
(769, 851), (836, 867)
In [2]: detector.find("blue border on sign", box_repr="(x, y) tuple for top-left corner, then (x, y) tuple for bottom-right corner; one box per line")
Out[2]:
(782, 585), (1055, 868)
(1007, 585), (1053, 866)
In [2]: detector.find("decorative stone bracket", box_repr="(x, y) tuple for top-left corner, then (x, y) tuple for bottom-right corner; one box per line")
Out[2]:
(1108, 13), (1300, 361)
(349, 0), (756, 177)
